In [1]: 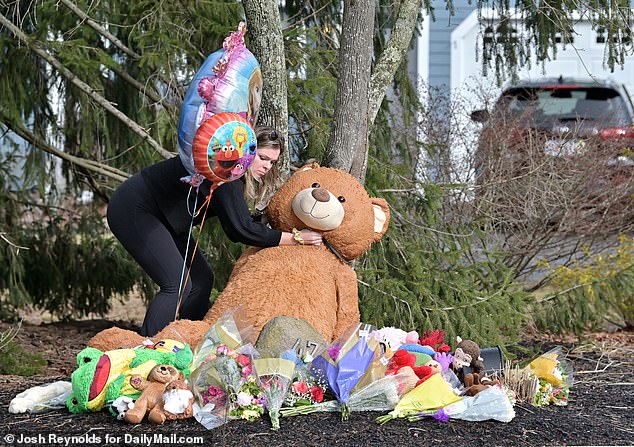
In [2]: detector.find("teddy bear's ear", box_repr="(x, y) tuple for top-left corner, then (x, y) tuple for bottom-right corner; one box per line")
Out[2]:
(299, 162), (320, 171)
(371, 198), (390, 242)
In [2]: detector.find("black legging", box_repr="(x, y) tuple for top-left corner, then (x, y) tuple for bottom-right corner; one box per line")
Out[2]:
(107, 174), (213, 336)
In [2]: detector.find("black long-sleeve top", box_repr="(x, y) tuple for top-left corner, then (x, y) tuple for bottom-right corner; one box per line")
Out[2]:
(140, 156), (282, 247)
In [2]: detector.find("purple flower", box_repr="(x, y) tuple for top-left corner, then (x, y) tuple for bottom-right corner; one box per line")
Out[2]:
(432, 408), (450, 422)
(327, 344), (342, 361)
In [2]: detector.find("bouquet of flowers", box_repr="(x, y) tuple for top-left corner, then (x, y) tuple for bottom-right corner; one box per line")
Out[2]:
(282, 350), (328, 408)
(376, 372), (463, 424)
(280, 369), (416, 418)
(191, 310), (256, 370)
(252, 357), (296, 430)
(191, 344), (263, 429)
(527, 346), (573, 407)
(286, 324), (389, 420)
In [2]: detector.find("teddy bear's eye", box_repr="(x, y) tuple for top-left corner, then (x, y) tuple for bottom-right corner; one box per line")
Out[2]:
(338, 196), (346, 203)
(311, 182), (320, 188)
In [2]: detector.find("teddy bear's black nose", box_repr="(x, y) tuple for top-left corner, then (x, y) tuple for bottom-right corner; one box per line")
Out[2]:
(311, 188), (330, 202)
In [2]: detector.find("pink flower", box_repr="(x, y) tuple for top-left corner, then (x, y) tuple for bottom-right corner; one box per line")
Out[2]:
(237, 354), (250, 367)
(292, 381), (308, 394)
(217, 345), (229, 356)
(242, 365), (252, 377)
(309, 386), (324, 403)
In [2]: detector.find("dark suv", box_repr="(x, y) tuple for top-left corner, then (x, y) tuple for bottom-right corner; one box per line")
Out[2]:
(470, 77), (634, 229)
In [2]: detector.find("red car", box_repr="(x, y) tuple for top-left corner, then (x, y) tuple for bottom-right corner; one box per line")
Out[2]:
(470, 77), (634, 227)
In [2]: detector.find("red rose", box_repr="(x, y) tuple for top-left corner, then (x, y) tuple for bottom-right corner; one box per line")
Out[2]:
(237, 354), (250, 367)
(292, 381), (308, 394)
(309, 386), (324, 403)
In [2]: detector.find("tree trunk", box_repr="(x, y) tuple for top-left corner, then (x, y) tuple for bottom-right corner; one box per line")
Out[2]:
(368, 0), (420, 125)
(242, 0), (290, 174)
(325, 0), (375, 183)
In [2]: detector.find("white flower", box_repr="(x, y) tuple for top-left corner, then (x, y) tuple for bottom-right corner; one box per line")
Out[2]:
(236, 391), (253, 407)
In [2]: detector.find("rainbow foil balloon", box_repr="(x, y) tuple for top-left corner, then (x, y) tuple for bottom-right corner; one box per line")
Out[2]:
(178, 22), (262, 183)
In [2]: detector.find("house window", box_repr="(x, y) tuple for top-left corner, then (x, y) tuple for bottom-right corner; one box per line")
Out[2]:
(554, 30), (574, 44)
(596, 27), (632, 44)
(482, 24), (519, 45)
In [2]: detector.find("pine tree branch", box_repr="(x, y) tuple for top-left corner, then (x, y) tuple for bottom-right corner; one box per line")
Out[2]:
(0, 11), (173, 159)
(0, 108), (129, 182)
(103, 58), (169, 108)
(58, 0), (141, 60)
(368, 0), (420, 126)
(58, 0), (182, 105)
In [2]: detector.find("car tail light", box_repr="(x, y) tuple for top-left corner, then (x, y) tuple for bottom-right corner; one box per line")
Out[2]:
(599, 126), (634, 140)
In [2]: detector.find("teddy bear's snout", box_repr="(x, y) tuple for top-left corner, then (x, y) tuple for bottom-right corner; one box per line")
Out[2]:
(292, 187), (345, 231)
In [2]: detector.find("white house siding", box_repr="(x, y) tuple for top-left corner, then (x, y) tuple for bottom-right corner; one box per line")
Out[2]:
(451, 9), (634, 110)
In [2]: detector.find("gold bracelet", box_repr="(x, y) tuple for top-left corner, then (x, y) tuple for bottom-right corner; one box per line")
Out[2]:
(291, 227), (304, 245)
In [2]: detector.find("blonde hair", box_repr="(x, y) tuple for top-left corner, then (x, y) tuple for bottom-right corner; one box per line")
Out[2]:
(244, 126), (285, 211)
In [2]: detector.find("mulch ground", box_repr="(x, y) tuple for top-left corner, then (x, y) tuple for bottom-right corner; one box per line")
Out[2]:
(0, 321), (633, 447)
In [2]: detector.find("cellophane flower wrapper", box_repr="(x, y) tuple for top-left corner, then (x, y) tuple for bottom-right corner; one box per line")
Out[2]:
(280, 369), (416, 418)
(526, 346), (573, 407)
(408, 386), (515, 423)
(376, 373), (463, 424)
(307, 324), (381, 420)
(190, 343), (260, 429)
(252, 357), (295, 430)
(191, 310), (256, 370)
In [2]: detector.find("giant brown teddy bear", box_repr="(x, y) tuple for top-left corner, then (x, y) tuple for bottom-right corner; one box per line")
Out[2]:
(89, 164), (390, 351)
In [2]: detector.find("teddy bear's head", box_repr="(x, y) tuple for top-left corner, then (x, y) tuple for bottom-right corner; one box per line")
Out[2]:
(147, 364), (183, 384)
(266, 164), (390, 260)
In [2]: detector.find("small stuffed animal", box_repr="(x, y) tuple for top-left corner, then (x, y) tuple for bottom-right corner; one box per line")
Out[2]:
(124, 364), (184, 424)
(463, 373), (489, 396)
(387, 350), (440, 386)
(451, 337), (485, 383)
(155, 379), (195, 423)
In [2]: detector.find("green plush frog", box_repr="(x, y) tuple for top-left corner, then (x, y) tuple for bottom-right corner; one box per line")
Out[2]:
(66, 340), (192, 413)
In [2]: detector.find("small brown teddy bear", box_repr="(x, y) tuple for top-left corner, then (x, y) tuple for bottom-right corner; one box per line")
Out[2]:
(89, 164), (390, 350)
(463, 373), (490, 396)
(124, 364), (183, 424)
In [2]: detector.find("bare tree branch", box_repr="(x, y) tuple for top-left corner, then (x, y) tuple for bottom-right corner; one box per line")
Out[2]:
(58, 0), (141, 60)
(0, 108), (129, 182)
(0, 11), (173, 159)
